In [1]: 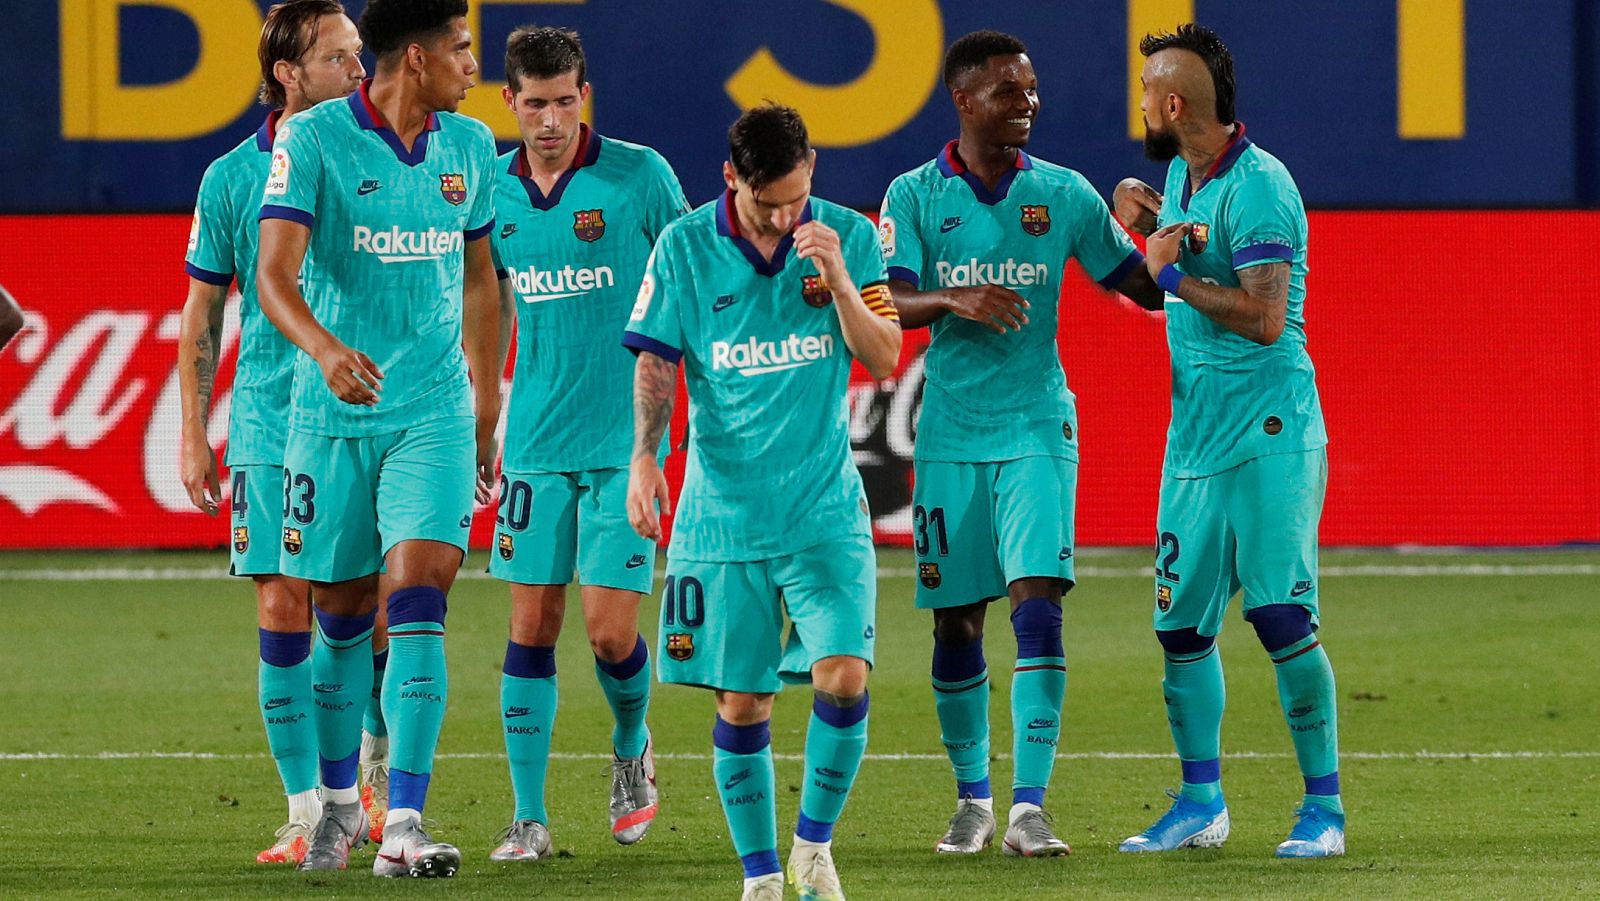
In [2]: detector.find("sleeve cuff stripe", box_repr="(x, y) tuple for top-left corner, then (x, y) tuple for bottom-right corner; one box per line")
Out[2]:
(464, 219), (495, 241)
(260, 205), (314, 227)
(1233, 243), (1294, 266)
(184, 263), (233, 286)
(622, 330), (684, 364)
(1096, 249), (1145, 290)
(887, 266), (920, 289)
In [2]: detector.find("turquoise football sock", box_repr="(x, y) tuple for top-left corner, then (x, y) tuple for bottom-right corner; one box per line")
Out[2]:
(501, 642), (557, 823)
(931, 634), (991, 798)
(311, 608), (375, 796)
(712, 717), (779, 879)
(1270, 634), (1342, 814)
(258, 629), (318, 796)
(595, 635), (651, 759)
(383, 587), (449, 815)
(1010, 599), (1065, 807)
(1160, 633), (1226, 805)
(363, 648), (388, 739)
(796, 692), (869, 843)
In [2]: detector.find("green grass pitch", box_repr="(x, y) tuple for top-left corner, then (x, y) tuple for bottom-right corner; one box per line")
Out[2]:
(1, 548), (1596, 899)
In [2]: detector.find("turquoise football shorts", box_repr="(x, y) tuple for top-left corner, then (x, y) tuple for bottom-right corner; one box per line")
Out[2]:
(1152, 448), (1327, 636)
(488, 467), (656, 594)
(911, 455), (1077, 609)
(228, 463), (287, 577)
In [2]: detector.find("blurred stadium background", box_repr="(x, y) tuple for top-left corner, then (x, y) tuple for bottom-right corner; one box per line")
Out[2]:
(1, 0), (1595, 549)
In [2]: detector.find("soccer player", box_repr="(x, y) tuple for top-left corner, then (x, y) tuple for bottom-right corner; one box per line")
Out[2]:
(878, 30), (1162, 857)
(176, 0), (366, 865)
(1113, 24), (1342, 858)
(484, 26), (688, 860)
(256, 0), (502, 877)
(624, 104), (901, 901)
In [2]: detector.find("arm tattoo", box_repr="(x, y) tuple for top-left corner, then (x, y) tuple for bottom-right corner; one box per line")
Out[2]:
(1237, 262), (1290, 304)
(1177, 261), (1289, 343)
(632, 352), (677, 461)
(194, 298), (225, 408)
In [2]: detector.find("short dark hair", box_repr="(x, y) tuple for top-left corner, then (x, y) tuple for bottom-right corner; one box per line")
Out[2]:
(942, 30), (1028, 92)
(505, 25), (586, 91)
(358, 0), (467, 61)
(258, 0), (344, 107)
(1140, 23), (1236, 125)
(727, 103), (810, 192)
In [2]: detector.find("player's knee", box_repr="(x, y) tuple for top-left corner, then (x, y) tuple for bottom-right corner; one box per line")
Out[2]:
(1155, 627), (1214, 656)
(1246, 603), (1315, 654)
(715, 691), (774, 725)
(255, 576), (310, 630)
(812, 655), (869, 698)
(1007, 576), (1063, 605)
(589, 630), (638, 664)
(932, 604), (986, 644)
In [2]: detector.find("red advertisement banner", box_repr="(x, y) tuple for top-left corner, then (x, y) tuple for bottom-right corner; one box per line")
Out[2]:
(1, 213), (1595, 550)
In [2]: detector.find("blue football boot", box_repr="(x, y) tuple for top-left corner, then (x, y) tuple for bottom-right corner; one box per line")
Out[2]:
(1276, 804), (1345, 858)
(1119, 790), (1229, 852)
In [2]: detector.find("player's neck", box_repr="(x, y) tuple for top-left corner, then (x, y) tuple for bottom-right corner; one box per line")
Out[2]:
(366, 74), (433, 150)
(733, 207), (788, 261)
(522, 130), (584, 192)
(954, 131), (1019, 191)
(1181, 122), (1239, 187)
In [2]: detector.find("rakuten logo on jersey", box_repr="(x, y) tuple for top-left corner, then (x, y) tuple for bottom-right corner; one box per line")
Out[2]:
(935, 258), (1048, 288)
(711, 334), (835, 377)
(507, 264), (616, 304)
(352, 225), (463, 263)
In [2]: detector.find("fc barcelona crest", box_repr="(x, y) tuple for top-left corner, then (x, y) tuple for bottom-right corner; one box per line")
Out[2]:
(232, 526), (250, 554)
(283, 527), (303, 556)
(666, 632), (695, 661)
(1020, 204), (1051, 236)
(439, 173), (467, 205)
(573, 209), (606, 242)
(802, 274), (834, 308)
(919, 562), (942, 589)
(1187, 223), (1210, 254)
(1156, 584), (1173, 612)
(497, 533), (515, 560)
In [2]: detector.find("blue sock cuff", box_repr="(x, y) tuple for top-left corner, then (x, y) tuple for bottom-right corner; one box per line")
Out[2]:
(320, 748), (358, 791)
(1182, 757), (1222, 785)
(795, 812), (833, 843)
(740, 849), (781, 878)
(259, 629), (311, 666)
(503, 641), (557, 679)
(1013, 786), (1046, 807)
(812, 691), (868, 729)
(387, 586), (447, 627)
(1305, 771), (1340, 796)
(372, 648), (389, 671)
(712, 716), (771, 755)
(314, 607), (376, 643)
(931, 633), (987, 682)
(956, 777), (992, 799)
(389, 768), (431, 814)
(1011, 597), (1063, 659)
(596, 634), (648, 680)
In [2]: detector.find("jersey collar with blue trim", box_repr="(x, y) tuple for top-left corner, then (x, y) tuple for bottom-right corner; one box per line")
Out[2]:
(936, 140), (1032, 206)
(254, 109), (284, 153)
(715, 190), (814, 278)
(1180, 122), (1251, 211)
(509, 123), (602, 212)
(348, 79), (441, 167)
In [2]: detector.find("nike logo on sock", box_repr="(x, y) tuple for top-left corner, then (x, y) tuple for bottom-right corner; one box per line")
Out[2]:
(722, 767), (753, 790)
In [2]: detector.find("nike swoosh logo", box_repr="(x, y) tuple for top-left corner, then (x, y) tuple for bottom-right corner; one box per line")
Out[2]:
(1059, 548), (1072, 560)
(1290, 585), (1313, 598)
(712, 296), (736, 312)
(722, 768), (752, 790)
(940, 219), (963, 233)
(625, 555), (647, 569)
(263, 698), (293, 710)
(357, 182), (382, 196)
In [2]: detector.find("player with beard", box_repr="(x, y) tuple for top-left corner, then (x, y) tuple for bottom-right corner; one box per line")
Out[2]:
(1113, 23), (1341, 858)
(878, 30), (1162, 858)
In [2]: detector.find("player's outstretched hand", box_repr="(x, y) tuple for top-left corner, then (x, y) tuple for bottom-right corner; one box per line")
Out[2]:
(315, 342), (383, 406)
(794, 221), (848, 290)
(945, 285), (1030, 333)
(1114, 178), (1163, 236)
(180, 427), (221, 515)
(1144, 222), (1192, 275)
(626, 458), (671, 542)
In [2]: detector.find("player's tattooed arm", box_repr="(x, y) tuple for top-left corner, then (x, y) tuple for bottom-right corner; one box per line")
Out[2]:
(176, 277), (229, 514)
(1145, 222), (1288, 344)
(626, 351), (678, 541)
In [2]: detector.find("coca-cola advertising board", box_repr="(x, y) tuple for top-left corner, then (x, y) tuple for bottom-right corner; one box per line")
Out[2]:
(1, 213), (1596, 549)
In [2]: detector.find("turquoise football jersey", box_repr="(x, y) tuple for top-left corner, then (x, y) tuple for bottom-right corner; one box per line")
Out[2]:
(492, 126), (688, 472)
(623, 193), (889, 563)
(1155, 125), (1327, 478)
(880, 142), (1141, 464)
(185, 111), (295, 467)
(260, 83), (498, 437)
